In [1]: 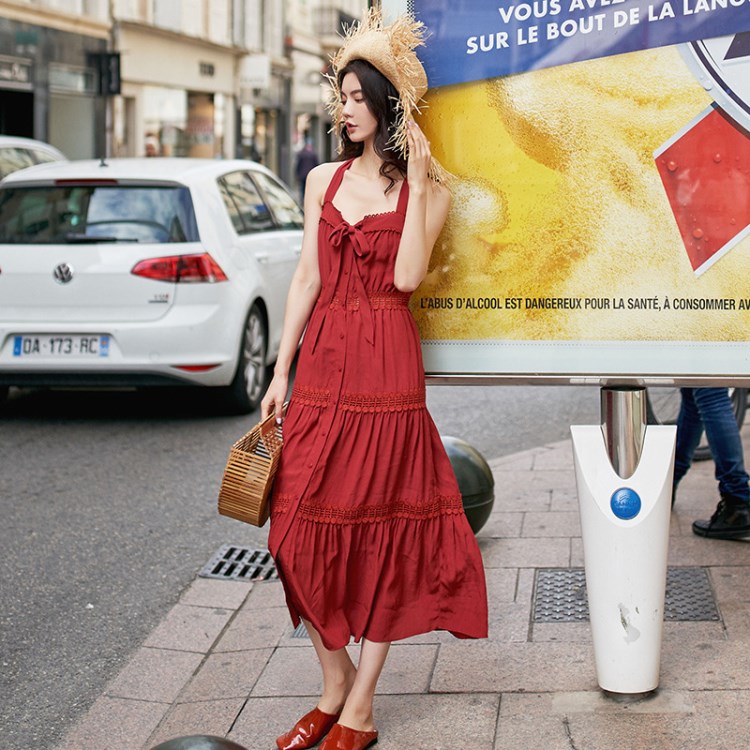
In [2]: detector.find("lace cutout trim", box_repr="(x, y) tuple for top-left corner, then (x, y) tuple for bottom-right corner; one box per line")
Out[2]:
(272, 493), (464, 524)
(369, 291), (411, 309)
(340, 389), (426, 412)
(292, 385), (331, 407)
(291, 387), (425, 412)
(328, 291), (410, 312)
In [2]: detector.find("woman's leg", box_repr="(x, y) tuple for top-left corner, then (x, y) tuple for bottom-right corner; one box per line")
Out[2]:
(338, 639), (391, 731)
(303, 618), (358, 713)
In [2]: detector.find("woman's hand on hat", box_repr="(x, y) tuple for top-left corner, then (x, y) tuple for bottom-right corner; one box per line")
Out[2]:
(406, 120), (431, 191)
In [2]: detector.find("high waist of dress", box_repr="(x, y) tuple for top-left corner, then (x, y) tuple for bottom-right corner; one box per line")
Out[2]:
(328, 290), (411, 311)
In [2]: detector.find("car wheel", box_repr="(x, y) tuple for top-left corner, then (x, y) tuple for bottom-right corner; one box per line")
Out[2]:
(0, 386), (8, 407)
(220, 303), (268, 414)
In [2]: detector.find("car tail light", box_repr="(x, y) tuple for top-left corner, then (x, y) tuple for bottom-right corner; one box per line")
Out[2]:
(173, 364), (221, 372)
(131, 253), (228, 283)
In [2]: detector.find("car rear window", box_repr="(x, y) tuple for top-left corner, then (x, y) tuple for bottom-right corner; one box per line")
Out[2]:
(0, 184), (200, 244)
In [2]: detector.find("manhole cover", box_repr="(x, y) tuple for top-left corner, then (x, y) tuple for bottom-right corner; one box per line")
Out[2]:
(199, 544), (279, 582)
(533, 567), (720, 623)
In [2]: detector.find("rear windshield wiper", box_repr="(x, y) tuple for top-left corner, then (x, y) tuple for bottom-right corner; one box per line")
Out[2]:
(64, 233), (139, 243)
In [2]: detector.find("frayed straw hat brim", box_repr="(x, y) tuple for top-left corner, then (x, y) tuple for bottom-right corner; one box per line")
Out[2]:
(326, 9), (452, 186)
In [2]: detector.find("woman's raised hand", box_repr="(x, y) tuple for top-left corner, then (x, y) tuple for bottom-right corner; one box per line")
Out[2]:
(406, 120), (431, 190)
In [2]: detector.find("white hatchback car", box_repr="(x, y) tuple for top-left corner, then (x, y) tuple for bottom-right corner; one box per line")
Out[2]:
(0, 135), (66, 179)
(0, 158), (303, 413)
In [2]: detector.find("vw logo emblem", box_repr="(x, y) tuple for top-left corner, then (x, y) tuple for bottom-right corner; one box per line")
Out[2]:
(53, 262), (74, 284)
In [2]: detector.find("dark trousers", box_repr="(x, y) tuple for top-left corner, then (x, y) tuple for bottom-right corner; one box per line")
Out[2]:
(674, 387), (750, 502)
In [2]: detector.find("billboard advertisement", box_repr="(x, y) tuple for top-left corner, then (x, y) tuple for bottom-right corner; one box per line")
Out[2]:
(389, 0), (750, 383)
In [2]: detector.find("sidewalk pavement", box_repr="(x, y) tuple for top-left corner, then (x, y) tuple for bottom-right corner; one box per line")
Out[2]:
(56, 432), (750, 750)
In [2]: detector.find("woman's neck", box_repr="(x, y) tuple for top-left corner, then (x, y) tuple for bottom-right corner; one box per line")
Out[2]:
(351, 142), (384, 181)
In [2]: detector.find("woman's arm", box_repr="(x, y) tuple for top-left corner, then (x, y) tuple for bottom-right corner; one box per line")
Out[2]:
(260, 164), (334, 420)
(393, 121), (452, 292)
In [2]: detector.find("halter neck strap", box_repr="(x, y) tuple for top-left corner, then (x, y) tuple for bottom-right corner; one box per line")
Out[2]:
(323, 159), (355, 204)
(324, 158), (409, 216)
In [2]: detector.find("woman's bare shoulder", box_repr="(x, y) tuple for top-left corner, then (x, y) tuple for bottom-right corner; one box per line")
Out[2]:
(307, 161), (342, 186)
(304, 161), (341, 204)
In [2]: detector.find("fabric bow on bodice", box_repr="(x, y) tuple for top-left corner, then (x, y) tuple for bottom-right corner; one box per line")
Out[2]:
(306, 219), (376, 353)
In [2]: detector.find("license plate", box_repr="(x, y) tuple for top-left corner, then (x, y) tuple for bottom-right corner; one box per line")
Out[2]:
(12, 335), (110, 358)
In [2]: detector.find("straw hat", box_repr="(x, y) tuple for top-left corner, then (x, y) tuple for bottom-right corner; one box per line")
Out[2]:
(326, 8), (451, 185)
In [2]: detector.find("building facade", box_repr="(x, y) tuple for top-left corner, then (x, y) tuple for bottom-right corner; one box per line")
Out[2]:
(111, 0), (240, 164)
(0, 0), (109, 158)
(0, 0), (366, 183)
(284, 0), (365, 192)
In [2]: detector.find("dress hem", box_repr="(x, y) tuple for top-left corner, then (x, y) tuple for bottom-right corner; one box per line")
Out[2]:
(286, 609), (489, 651)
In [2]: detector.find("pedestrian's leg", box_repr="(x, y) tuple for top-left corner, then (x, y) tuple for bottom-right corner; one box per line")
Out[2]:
(673, 388), (704, 488)
(691, 387), (750, 539)
(692, 388), (750, 502)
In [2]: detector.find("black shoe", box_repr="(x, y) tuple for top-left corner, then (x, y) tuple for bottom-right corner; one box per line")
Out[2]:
(692, 495), (750, 540)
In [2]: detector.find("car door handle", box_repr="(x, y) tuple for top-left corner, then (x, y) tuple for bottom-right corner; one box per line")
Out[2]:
(294, 246), (302, 256)
(255, 252), (270, 264)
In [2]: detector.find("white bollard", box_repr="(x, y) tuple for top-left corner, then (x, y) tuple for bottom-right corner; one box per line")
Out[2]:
(571, 422), (675, 695)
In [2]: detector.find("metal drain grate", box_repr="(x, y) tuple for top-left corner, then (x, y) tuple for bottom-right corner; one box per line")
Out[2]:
(292, 622), (309, 639)
(534, 568), (589, 622)
(199, 544), (279, 582)
(664, 567), (720, 621)
(533, 567), (720, 623)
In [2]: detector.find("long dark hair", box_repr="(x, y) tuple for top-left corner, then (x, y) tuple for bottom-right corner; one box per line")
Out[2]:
(337, 59), (407, 195)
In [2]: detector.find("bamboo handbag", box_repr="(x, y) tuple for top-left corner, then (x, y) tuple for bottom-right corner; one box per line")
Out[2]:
(217, 404), (287, 526)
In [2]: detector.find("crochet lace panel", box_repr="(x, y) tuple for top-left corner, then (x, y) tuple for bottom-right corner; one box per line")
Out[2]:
(328, 291), (411, 311)
(271, 492), (464, 524)
(291, 385), (331, 408)
(292, 386), (427, 413)
(339, 389), (425, 412)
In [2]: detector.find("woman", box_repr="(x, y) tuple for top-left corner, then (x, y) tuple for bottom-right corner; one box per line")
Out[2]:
(261, 12), (488, 750)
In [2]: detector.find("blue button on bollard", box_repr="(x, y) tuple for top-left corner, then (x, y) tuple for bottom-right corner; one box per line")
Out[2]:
(610, 487), (641, 520)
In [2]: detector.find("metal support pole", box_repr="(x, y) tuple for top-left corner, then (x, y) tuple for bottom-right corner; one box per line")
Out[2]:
(601, 386), (647, 479)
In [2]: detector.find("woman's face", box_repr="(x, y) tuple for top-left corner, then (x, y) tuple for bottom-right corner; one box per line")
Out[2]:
(341, 72), (378, 143)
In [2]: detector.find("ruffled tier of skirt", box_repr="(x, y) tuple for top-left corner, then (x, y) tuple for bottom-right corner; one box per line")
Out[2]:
(271, 512), (488, 650)
(268, 402), (488, 650)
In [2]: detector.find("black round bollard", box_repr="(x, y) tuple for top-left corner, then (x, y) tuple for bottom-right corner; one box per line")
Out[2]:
(150, 737), (249, 750)
(441, 436), (495, 534)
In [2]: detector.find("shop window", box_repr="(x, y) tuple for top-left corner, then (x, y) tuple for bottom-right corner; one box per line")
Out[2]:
(142, 87), (221, 158)
(143, 86), (187, 157)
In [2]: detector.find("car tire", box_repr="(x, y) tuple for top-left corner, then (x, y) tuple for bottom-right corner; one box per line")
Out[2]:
(219, 303), (269, 414)
(0, 386), (8, 407)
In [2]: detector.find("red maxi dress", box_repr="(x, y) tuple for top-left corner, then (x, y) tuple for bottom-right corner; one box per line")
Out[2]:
(268, 159), (488, 650)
